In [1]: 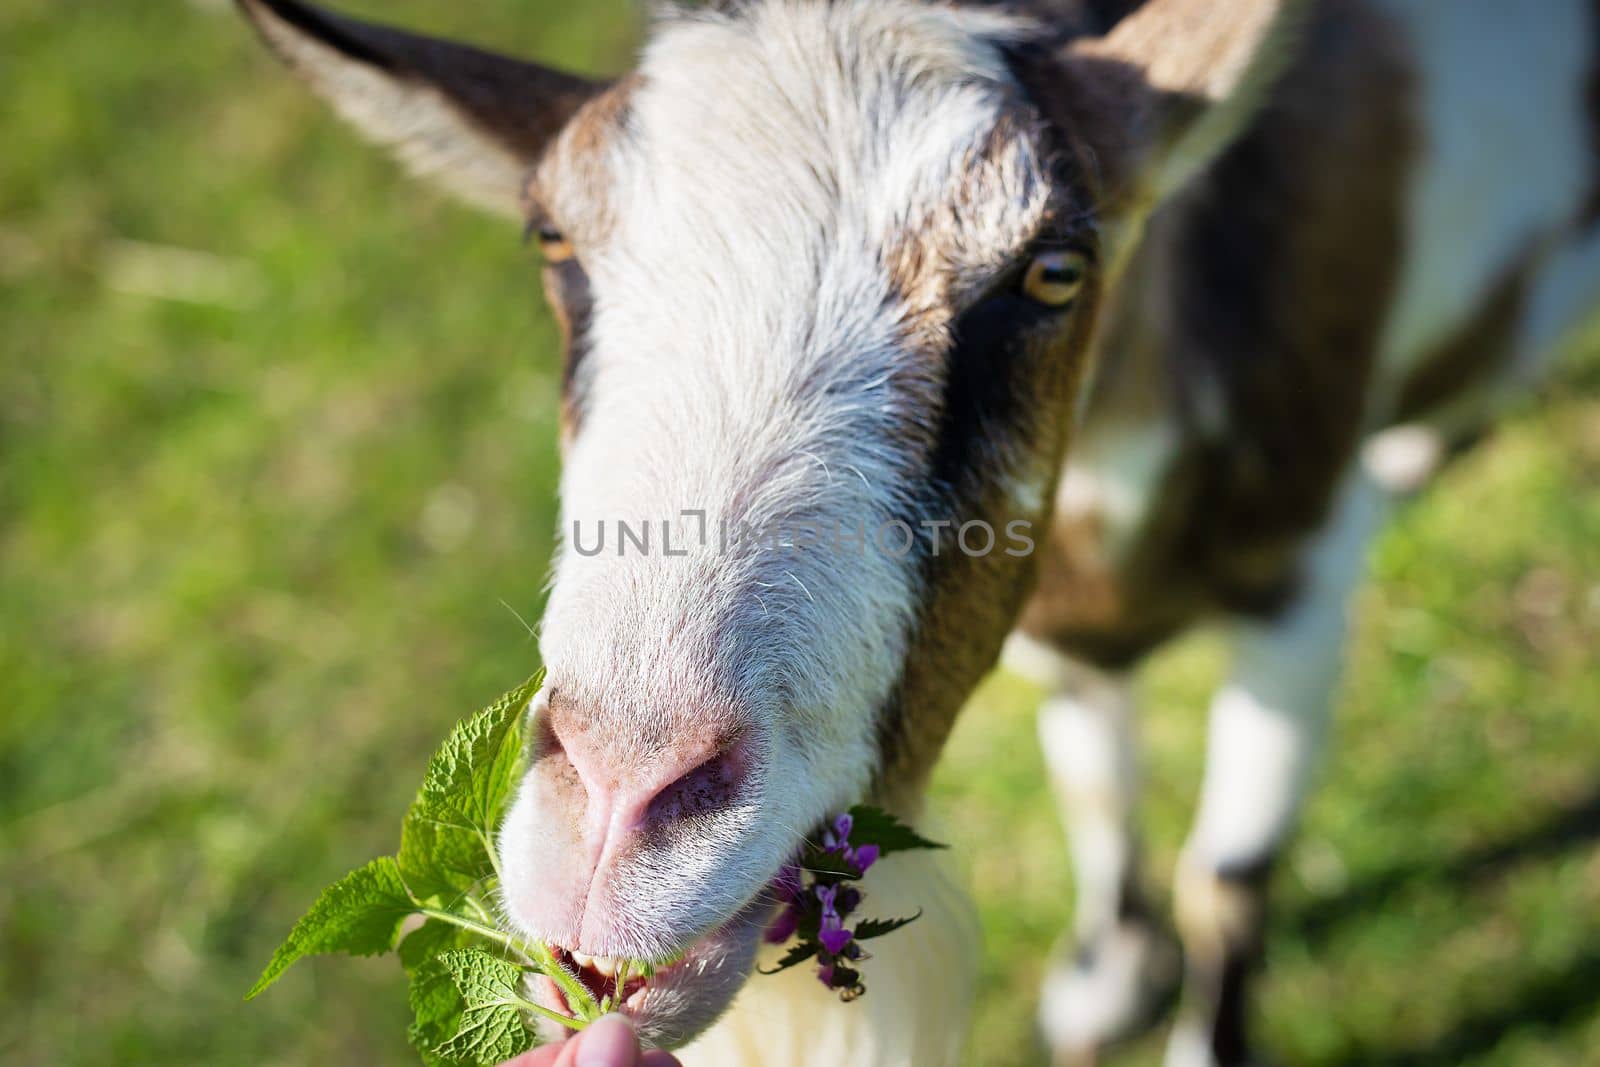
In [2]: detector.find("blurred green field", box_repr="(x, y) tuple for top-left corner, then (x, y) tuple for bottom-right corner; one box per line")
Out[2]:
(2, 2), (1597, 1065)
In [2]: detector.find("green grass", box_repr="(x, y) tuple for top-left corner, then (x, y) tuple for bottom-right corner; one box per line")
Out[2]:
(2, 2), (1597, 1065)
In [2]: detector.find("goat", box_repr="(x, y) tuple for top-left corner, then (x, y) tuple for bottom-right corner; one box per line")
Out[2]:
(237, 1), (1600, 1063)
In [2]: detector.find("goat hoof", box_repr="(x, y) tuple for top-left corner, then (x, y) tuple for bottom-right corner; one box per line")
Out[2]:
(1038, 921), (1181, 1059)
(1162, 1021), (1277, 1067)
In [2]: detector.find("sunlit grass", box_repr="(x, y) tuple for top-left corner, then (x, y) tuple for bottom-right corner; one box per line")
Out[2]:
(2, 3), (1597, 1065)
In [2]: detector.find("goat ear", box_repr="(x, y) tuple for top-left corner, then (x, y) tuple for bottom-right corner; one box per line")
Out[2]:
(238, 0), (609, 216)
(1062, 0), (1311, 214)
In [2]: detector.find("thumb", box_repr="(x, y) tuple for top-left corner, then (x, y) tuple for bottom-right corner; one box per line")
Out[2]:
(565, 1013), (640, 1067)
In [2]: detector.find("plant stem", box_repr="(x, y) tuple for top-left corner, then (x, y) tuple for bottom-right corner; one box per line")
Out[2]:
(419, 907), (536, 968)
(530, 941), (601, 1020)
(479, 829), (506, 887)
(419, 907), (514, 946)
(463, 892), (495, 926)
(518, 996), (590, 1031)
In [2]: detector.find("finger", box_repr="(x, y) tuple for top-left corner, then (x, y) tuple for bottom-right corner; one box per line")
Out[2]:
(500, 1043), (565, 1067)
(640, 1051), (683, 1067)
(571, 1013), (641, 1067)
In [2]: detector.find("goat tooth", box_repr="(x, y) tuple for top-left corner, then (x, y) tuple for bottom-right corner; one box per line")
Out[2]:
(570, 951), (595, 969)
(593, 955), (620, 977)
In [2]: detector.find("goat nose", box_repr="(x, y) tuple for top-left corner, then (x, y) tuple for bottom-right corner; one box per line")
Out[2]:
(537, 712), (751, 847)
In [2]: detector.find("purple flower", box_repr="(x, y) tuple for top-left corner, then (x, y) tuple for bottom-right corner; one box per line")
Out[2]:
(818, 926), (854, 955)
(821, 812), (880, 875)
(757, 805), (943, 1002)
(815, 884), (852, 948)
(764, 903), (800, 944)
(763, 862), (807, 944)
(815, 883), (840, 921)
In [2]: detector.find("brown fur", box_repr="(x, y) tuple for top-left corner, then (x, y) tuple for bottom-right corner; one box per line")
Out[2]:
(877, 281), (1104, 802)
(1018, 0), (1417, 668)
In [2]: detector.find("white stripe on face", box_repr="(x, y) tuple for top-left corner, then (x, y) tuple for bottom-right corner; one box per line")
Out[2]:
(533, 0), (1051, 806)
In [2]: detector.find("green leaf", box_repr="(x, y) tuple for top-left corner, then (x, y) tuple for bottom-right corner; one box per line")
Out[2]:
(398, 814), (491, 905)
(852, 910), (923, 941)
(247, 856), (418, 999)
(434, 949), (538, 1064)
(399, 918), (473, 973)
(407, 955), (469, 1067)
(757, 941), (818, 975)
(846, 805), (946, 857)
(398, 672), (544, 900)
(427, 670), (543, 831)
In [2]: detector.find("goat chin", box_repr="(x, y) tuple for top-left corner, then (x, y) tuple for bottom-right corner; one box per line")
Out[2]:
(676, 844), (981, 1067)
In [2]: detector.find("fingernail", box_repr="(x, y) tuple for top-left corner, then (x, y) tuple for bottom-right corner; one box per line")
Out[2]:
(577, 1013), (637, 1067)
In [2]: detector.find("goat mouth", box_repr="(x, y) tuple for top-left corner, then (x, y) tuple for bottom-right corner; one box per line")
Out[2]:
(541, 948), (653, 1017)
(531, 898), (770, 1048)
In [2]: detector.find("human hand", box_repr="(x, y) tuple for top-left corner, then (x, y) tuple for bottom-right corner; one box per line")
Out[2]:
(499, 1014), (682, 1067)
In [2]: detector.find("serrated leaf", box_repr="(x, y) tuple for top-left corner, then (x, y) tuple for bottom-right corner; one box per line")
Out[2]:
(398, 672), (544, 900)
(434, 949), (537, 1064)
(426, 671), (543, 830)
(852, 910), (923, 941)
(399, 918), (473, 973)
(397, 812), (493, 906)
(845, 805), (946, 857)
(248, 856), (417, 999)
(757, 941), (819, 975)
(408, 954), (469, 1067)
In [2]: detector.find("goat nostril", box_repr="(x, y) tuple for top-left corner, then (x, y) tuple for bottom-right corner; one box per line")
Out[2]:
(644, 744), (746, 826)
(533, 712), (565, 760)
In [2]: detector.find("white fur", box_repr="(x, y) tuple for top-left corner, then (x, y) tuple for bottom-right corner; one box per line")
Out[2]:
(245, 5), (531, 214)
(1026, 647), (1174, 1053)
(1183, 469), (1388, 873)
(1038, 680), (1139, 938)
(1006, 636), (1142, 937)
(1164, 1019), (1222, 1067)
(1056, 420), (1177, 559)
(1041, 920), (1175, 1055)
(1361, 423), (1444, 494)
(1373, 0), (1594, 394)
(1001, 630), (1083, 690)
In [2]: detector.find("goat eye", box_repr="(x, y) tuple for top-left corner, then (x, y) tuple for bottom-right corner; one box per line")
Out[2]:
(532, 223), (576, 263)
(1020, 249), (1087, 307)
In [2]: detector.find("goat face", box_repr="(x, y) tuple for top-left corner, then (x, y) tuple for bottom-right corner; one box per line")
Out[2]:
(240, 0), (1302, 1047)
(503, 10), (1094, 1042)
